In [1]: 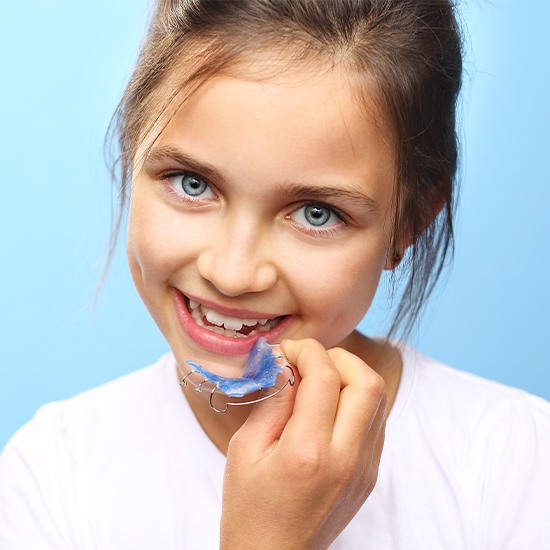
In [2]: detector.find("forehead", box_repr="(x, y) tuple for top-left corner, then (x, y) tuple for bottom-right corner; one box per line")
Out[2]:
(138, 54), (390, 149)
(140, 62), (395, 197)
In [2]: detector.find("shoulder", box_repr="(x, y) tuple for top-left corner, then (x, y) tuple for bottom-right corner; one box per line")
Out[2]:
(392, 345), (550, 548)
(0, 353), (183, 548)
(55, 352), (176, 417)
(396, 343), (550, 430)
(395, 344), (550, 461)
(64, 351), (177, 409)
(1, 352), (179, 466)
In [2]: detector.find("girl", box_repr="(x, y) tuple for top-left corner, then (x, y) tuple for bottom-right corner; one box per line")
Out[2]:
(1, 1), (549, 548)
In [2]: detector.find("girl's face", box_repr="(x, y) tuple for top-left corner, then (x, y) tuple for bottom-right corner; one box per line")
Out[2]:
(128, 64), (397, 375)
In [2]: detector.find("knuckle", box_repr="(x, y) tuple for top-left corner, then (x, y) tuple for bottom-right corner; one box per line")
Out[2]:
(336, 455), (359, 485)
(360, 372), (386, 400)
(286, 443), (327, 478)
(316, 365), (341, 388)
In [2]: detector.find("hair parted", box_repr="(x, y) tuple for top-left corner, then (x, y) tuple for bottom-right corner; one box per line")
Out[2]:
(106, 0), (463, 339)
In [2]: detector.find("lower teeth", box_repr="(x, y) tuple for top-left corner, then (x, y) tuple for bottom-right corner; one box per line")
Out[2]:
(200, 318), (258, 338)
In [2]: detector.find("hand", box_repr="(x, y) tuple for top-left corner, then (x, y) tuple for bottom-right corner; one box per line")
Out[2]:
(220, 338), (387, 550)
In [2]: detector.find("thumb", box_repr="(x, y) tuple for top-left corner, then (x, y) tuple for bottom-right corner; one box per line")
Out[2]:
(236, 365), (300, 453)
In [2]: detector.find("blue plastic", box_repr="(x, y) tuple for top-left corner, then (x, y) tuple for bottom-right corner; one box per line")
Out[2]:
(184, 337), (283, 397)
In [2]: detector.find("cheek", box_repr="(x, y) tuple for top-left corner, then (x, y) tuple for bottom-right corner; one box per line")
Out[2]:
(287, 242), (387, 322)
(323, 259), (383, 312)
(126, 190), (189, 288)
(127, 200), (166, 284)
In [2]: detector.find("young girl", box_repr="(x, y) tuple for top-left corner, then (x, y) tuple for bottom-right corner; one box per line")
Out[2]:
(1, 1), (549, 548)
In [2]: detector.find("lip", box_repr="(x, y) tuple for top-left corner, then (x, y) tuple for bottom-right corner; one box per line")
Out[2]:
(173, 289), (292, 356)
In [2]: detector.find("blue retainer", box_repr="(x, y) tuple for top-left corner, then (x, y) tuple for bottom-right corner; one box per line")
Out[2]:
(184, 337), (283, 397)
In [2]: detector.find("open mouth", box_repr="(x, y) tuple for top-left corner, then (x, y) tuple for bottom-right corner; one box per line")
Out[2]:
(186, 297), (284, 339)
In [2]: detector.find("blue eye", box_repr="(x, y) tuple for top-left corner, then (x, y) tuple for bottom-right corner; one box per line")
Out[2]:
(170, 173), (215, 199)
(290, 203), (341, 230)
(303, 205), (331, 226)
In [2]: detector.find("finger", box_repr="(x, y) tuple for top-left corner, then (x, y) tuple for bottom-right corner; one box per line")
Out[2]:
(279, 338), (342, 445)
(235, 365), (300, 454)
(327, 347), (387, 450)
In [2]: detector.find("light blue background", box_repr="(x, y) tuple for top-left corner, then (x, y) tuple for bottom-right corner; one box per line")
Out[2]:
(1, 1), (549, 447)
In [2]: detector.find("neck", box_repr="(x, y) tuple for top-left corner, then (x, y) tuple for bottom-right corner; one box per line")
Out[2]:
(338, 330), (403, 413)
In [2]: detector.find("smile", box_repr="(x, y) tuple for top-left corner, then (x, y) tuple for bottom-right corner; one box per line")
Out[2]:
(173, 289), (291, 356)
(186, 297), (284, 338)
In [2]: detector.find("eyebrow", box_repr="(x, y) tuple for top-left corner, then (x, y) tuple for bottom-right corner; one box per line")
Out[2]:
(144, 145), (379, 211)
(143, 146), (225, 183)
(279, 182), (379, 212)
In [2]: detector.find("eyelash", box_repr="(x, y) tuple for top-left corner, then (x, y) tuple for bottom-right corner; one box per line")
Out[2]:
(159, 170), (349, 237)
(287, 202), (348, 237)
(162, 171), (217, 204)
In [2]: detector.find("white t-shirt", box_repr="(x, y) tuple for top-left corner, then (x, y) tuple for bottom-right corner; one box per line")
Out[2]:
(1, 345), (549, 549)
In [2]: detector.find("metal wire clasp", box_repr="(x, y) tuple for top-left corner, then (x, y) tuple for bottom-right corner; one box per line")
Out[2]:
(178, 343), (295, 414)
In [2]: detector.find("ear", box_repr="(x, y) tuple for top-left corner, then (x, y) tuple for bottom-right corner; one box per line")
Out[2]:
(384, 249), (403, 270)
(384, 184), (446, 271)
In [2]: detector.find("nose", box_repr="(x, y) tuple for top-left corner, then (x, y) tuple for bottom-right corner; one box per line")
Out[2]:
(196, 216), (278, 297)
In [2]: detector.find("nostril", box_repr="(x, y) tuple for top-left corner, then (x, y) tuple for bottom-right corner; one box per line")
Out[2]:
(196, 246), (277, 296)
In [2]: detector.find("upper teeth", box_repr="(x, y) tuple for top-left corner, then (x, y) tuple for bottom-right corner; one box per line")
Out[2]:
(189, 299), (269, 331)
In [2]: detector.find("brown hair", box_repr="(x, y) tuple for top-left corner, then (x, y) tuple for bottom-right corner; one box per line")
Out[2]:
(107, 0), (463, 338)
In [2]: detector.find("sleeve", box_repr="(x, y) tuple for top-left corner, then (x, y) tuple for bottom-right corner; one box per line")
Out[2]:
(0, 403), (79, 549)
(468, 393), (550, 550)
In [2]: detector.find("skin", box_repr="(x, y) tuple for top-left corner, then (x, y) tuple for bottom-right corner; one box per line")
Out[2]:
(127, 63), (404, 548)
